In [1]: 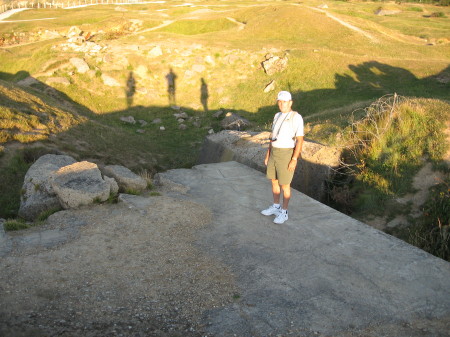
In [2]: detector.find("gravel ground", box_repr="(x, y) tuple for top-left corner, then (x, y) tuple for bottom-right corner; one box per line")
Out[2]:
(0, 195), (237, 337)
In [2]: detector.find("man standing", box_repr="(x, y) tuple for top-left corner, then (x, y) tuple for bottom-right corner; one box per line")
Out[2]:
(261, 91), (304, 224)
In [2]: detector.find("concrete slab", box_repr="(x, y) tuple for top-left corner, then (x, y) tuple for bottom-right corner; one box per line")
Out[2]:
(159, 161), (450, 337)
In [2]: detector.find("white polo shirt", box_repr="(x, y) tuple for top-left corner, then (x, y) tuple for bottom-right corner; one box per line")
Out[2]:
(271, 110), (304, 149)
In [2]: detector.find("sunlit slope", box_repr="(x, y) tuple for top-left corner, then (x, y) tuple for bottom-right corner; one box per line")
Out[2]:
(0, 79), (86, 143)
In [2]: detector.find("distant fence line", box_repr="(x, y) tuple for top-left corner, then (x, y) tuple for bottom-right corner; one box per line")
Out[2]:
(0, 0), (157, 14)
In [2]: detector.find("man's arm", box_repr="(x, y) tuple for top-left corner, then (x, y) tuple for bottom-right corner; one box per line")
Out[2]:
(288, 136), (303, 171)
(264, 142), (272, 166)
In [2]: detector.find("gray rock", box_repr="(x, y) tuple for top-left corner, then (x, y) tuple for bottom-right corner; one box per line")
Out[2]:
(148, 45), (163, 58)
(262, 55), (288, 76)
(264, 79), (275, 92)
(19, 154), (77, 221)
(192, 64), (206, 73)
(375, 9), (401, 16)
(52, 161), (110, 209)
(104, 176), (119, 195)
(212, 110), (224, 118)
(174, 112), (188, 119)
(179, 124), (187, 130)
(120, 116), (136, 124)
(67, 26), (82, 38)
(152, 118), (162, 124)
(220, 112), (251, 131)
(102, 74), (121, 87)
(41, 30), (61, 39)
(102, 53), (129, 70)
(17, 76), (40, 87)
(46, 77), (71, 86)
(135, 65), (148, 78)
(101, 165), (147, 192)
(70, 57), (89, 74)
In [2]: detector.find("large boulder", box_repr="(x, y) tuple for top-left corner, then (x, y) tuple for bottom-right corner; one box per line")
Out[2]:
(197, 130), (341, 201)
(261, 54), (288, 76)
(52, 161), (111, 209)
(19, 154), (77, 220)
(70, 57), (89, 74)
(101, 165), (147, 192)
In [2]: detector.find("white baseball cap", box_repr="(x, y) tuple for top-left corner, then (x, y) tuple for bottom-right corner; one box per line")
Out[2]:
(277, 91), (292, 101)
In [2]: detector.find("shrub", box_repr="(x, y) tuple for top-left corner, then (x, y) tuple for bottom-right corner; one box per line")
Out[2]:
(36, 207), (61, 222)
(407, 7), (423, 12)
(4, 219), (29, 231)
(430, 11), (447, 17)
(408, 179), (450, 261)
(333, 95), (449, 215)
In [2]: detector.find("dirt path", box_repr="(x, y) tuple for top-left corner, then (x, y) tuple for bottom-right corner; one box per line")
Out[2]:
(0, 194), (237, 337)
(307, 6), (379, 43)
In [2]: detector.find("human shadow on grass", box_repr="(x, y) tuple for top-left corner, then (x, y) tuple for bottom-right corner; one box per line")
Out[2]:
(253, 61), (449, 122)
(0, 61), (448, 217)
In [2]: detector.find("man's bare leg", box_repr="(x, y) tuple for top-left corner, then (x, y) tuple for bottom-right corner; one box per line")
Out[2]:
(271, 179), (281, 204)
(281, 184), (291, 210)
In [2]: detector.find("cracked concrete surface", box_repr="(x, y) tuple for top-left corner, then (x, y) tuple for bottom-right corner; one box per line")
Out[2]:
(159, 161), (450, 337)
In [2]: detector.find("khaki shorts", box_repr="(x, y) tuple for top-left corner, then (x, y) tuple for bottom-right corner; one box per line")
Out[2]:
(266, 147), (294, 185)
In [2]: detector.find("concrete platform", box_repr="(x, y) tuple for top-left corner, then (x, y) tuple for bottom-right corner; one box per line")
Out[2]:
(159, 161), (450, 337)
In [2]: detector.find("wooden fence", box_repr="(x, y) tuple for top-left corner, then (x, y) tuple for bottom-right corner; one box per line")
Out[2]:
(0, 0), (157, 14)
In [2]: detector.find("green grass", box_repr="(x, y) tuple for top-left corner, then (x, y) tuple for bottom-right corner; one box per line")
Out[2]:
(36, 206), (61, 222)
(157, 18), (237, 35)
(4, 218), (30, 231)
(339, 97), (450, 216)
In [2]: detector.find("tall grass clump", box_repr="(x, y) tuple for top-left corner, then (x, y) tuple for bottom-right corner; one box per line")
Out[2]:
(332, 95), (449, 215)
(408, 178), (450, 261)
(0, 147), (57, 219)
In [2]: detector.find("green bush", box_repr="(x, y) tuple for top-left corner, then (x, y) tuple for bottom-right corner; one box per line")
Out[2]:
(408, 179), (450, 261)
(335, 96), (449, 215)
(407, 6), (423, 12)
(36, 207), (61, 222)
(4, 219), (29, 231)
(430, 11), (447, 17)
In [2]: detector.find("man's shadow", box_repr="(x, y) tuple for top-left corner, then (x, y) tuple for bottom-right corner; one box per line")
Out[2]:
(166, 68), (177, 106)
(200, 78), (209, 113)
(125, 71), (136, 108)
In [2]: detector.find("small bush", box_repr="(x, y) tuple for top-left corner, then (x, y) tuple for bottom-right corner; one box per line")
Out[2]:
(335, 96), (449, 215)
(125, 188), (140, 195)
(4, 219), (29, 231)
(407, 179), (450, 261)
(430, 11), (447, 17)
(36, 207), (61, 222)
(407, 7), (423, 12)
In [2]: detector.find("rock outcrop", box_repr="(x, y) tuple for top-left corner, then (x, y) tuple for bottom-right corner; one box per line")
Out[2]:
(19, 154), (77, 220)
(262, 54), (288, 76)
(18, 155), (143, 221)
(52, 161), (111, 209)
(220, 113), (251, 131)
(70, 57), (89, 74)
(197, 130), (341, 201)
(101, 165), (147, 192)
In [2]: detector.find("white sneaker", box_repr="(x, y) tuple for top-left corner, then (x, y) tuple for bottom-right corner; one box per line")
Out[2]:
(274, 210), (288, 224)
(261, 204), (281, 216)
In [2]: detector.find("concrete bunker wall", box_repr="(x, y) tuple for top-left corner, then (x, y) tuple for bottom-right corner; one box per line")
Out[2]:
(197, 130), (342, 201)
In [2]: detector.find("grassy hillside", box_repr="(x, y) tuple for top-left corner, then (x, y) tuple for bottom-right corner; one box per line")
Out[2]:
(0, 1), (449, 257)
